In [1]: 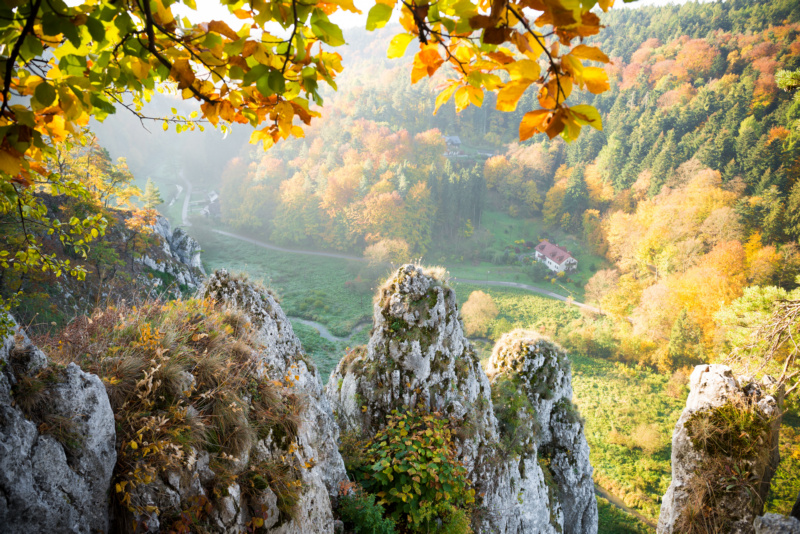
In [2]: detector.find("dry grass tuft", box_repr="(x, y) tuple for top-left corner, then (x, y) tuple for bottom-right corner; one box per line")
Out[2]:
(674, 397), (776, 533)
(42, 297), (307, 529)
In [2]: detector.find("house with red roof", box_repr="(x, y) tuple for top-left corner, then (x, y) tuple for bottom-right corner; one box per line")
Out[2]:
(534, 240), (578, 273)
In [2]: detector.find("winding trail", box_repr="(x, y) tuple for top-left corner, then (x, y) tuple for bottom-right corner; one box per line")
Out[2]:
(595, 485), (657, 529)
(212, 228), (601, 312)
(212, 229), (364, 261)
(452, 278), (602, 314)
(289, 317), (369, 343)
(180, 171), (192, 227)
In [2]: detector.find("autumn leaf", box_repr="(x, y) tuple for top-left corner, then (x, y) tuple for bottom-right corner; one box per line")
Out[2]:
(519, 110), (550, 140)
(496, 79), (535, 112)
(568, 44), (610, 63)
(387, 33), (414, 58)
(582, 67), (610, 94)
(434, 83), (459, 114)
(569, 104), (603, 130)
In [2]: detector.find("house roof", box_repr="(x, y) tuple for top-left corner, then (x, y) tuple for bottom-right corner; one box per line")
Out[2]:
(535, 240), (575, 265)
(444, 135), (461, 145)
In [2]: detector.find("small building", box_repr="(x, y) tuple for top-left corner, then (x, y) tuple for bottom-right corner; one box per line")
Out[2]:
(534, 240), (578, 273)
(444, 135), (462, 148)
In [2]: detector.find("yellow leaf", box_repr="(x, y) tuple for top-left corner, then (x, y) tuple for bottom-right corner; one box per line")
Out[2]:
(519, 110), (550, 141)
(504, 59), (541, 81)
(496, 79), (534, 112)
(130, 58), (150, 80)
(129, 441), (138, 450)
(569, 104), (603, 130)
(455, 86), (470, 112)
(467, 85), (483, 107)
(387, 34), (414, 59)
(433, 83), (458, 114)
(0, 151), (22, 176)
(568, 44), (610, 64)
(583, 67), (609, 94)
(253, 517), (264, 527)
(598, 0), (614, 11)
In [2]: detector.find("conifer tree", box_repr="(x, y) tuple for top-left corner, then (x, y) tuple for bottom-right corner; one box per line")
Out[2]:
(142, 179), (164, 210)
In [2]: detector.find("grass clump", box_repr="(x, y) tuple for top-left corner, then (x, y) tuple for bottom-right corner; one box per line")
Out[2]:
(42, 298), (307, 529)
(675, 398), (777, 534)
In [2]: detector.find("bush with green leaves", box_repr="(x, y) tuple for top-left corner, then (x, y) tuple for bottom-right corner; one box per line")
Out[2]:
(338, 487), (397, 534)
(350, 407), (475, 533)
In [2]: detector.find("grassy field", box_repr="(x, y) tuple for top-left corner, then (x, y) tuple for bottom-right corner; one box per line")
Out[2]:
(446, 210), (611, 300)
(198, 227), (374, 337)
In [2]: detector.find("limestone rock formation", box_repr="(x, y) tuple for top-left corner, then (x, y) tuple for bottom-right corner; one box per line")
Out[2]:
(326, 264), (597, 534)
(140, 215), (205, 288)
(127, 270), (347, 533)
(484, 330), (598, 534)
(657, 364), (782, 534)
(202, 270), (348, 497)
(0, 315), (117, 533)
(754, 513), (800, 534)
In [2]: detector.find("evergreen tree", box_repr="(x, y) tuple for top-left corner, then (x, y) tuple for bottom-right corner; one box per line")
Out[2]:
(142, 178), (164, 210)
(663, 309), (702, 371)
(563, 166), (589, 231)
(786, 181), (800, 242)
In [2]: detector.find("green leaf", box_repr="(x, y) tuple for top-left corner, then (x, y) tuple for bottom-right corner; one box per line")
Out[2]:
(312, 20), (345, 46)
(268, 69), (286, 94)
(366, 4), (393, 31)
(243, 64), (269, 87)
(34, 82), (56, 107)
(256, 75), (273, 97)
(86, 16), (105, 43)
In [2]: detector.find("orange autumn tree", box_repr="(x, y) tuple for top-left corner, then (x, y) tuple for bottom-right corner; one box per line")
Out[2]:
(0, 0), (616, 326)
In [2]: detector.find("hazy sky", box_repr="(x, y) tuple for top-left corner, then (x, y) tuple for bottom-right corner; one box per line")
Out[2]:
(182, 0), (696, 32)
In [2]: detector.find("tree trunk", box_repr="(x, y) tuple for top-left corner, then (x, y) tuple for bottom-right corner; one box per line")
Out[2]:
(791, 490), (800, 520)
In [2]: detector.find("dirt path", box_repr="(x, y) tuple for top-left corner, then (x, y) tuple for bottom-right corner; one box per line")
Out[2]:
(180, 171), (192, 227)
(595, 484), (657, 529)
(290, 317), (369, 343)
(452, 278), (601, 314)
(211, 229), (365, 261)
(211, 228), (601, 312)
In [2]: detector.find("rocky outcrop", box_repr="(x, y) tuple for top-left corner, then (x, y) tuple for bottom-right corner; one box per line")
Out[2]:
(202, 270), (348, 498)
(326, 264), (596, 534)
(483, 330), (597, 534)
(0, 315), (117, 533)
(754, 513), (800, 533)
(657, 364), (782, 534)
(127, 270), (347, 533)
(139, 215), (205, 288)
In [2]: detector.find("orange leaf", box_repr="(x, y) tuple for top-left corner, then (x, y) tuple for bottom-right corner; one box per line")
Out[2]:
(519, 110), (550, 141)
(568, 44), (610, 64)
(208, 20), (239, 40)
(170, 59), (196, 90)
(496, 79), (534, 112)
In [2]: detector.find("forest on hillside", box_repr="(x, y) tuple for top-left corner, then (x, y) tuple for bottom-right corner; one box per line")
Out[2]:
(211, 0), (800, 372)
